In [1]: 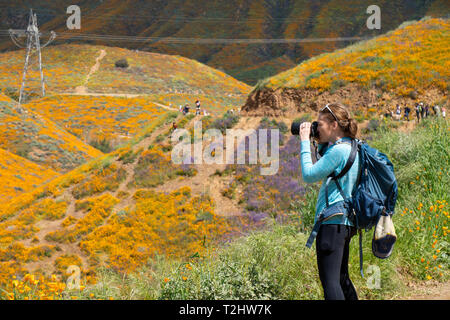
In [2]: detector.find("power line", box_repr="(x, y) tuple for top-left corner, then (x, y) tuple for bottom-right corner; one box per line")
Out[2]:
(0, 29), (372, 44)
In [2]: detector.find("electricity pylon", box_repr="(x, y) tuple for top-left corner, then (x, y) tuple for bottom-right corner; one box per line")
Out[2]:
(9, 9), (55, 111)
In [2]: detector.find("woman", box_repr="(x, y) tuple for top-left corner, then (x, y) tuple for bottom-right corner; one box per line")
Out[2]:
(299, 103), (360, 300)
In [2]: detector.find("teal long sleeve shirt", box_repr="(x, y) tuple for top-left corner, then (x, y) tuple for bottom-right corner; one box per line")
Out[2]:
(300, 137), (360, 226)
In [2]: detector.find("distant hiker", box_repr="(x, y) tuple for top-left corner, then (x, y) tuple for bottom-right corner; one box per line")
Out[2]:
(415, 103), (421, 122)
(433, 104), (440, 117)
(393, 105), (401, 121)
(172, 122), (177, 130)
(442, 106), (446, 118)
(420, 102), (425, 119)
(183, 104), (190, 115)
(404, 106), (411, 121)
(195, 100), (201, 115)
(300, 103), (360, 300)
(425, 104), (430, 118)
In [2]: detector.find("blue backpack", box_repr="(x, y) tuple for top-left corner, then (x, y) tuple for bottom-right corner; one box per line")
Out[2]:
(306, 139), (398, 277)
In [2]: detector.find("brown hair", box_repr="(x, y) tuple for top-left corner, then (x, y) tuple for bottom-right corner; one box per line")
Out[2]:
(319, 103), (358, 139)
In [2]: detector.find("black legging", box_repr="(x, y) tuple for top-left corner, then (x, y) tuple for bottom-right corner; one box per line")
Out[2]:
(316, 224), (358, 300)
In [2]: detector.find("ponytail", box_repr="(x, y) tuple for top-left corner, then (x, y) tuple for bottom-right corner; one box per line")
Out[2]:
(345, 118), (358, 139)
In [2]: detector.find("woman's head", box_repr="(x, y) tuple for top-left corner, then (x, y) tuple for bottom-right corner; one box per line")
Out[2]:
(317, 103), (358, 143)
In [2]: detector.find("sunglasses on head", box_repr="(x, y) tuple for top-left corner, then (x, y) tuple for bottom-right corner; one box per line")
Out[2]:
(320, 104), (339, 123)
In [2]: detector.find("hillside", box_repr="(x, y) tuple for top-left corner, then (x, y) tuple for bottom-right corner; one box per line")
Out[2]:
(0, 44), (251, 112)
(0, 110), (254, 290)
(0, 93), (103, 173)
(0, 147), (59, 203)
(241, 18), (449, 116)
(1, 1), (449, 84)
(23, 95), (170, 153)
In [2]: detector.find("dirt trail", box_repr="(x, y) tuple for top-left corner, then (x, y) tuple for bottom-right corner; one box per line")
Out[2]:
(111, 117), (178, 215)
(18, 116), (180, 274)
(60, 48), (179, 113)
(20, 184), (90, 273)
(403, 280), (450, 300)
(155, 116), (263, 217)
(74, 49), (107, 94)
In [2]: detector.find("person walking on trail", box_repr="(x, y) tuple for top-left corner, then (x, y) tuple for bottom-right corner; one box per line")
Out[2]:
(195, 100), (201, 115)
(299, 103), (360, 300)
(404, 106), (411, 121)
(183, 104), (190, 115)
(442, 106), (446, 118)
(433, 104), (440, 117)
(395, 105), (401, 121)
(415, 103), (421, 122)
(425, 104), (429, 118)
(419, 102), (425, 119)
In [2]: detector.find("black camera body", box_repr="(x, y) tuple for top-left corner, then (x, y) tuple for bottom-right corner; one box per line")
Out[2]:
(291, 121), (319, 139)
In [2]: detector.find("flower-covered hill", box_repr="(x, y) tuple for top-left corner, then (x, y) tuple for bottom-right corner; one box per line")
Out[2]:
(0, 111), (239, 295)
(22, 95), (170, 154)
(0, 93), (103, 173)
(242, 18), (449, 116)
(0, 44), (251, 114)
(0, 147), (59, 203)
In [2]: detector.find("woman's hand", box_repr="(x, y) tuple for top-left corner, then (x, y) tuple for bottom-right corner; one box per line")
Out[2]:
(299, 122), (311, 142)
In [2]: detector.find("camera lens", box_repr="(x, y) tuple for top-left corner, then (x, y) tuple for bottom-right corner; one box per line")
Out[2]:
(310, 121), (319, 139)
(291, 122), (300, 135)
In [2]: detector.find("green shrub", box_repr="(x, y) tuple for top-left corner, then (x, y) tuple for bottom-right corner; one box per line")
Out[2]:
(115, 59), (129, 68)
(89, 137), (113, 153)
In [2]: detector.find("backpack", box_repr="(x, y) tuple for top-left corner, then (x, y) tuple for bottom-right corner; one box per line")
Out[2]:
(306, 139), (398, 277)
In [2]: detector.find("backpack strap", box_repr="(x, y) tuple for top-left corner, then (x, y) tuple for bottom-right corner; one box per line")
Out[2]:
(306, 218), (323, 248)
(324, 139), (359, 208)
(359, 229), (364, 277)
(332, 139), (359, 180)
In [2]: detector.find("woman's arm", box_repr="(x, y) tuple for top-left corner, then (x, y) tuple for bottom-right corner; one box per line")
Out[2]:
(301, 141), (342, 183)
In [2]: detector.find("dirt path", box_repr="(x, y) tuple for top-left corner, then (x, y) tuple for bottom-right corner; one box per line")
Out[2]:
(58, 48), (179, 112)
(155, 116), (263, 217)
(19, 184), (90, 274)
(110, 118), (177, 215)
(74, 49), (107, 94)
(403, 280), (450, 300)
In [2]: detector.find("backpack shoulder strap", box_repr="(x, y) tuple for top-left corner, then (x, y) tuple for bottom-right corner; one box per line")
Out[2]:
(324, 139), (359, 207)
(331, 139), (359, 180)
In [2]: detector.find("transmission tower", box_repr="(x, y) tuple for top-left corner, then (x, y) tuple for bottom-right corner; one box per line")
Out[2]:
(9, 9), (55, 111)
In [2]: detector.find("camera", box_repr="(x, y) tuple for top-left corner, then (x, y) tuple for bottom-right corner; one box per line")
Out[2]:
(291, 121), (319, 139)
